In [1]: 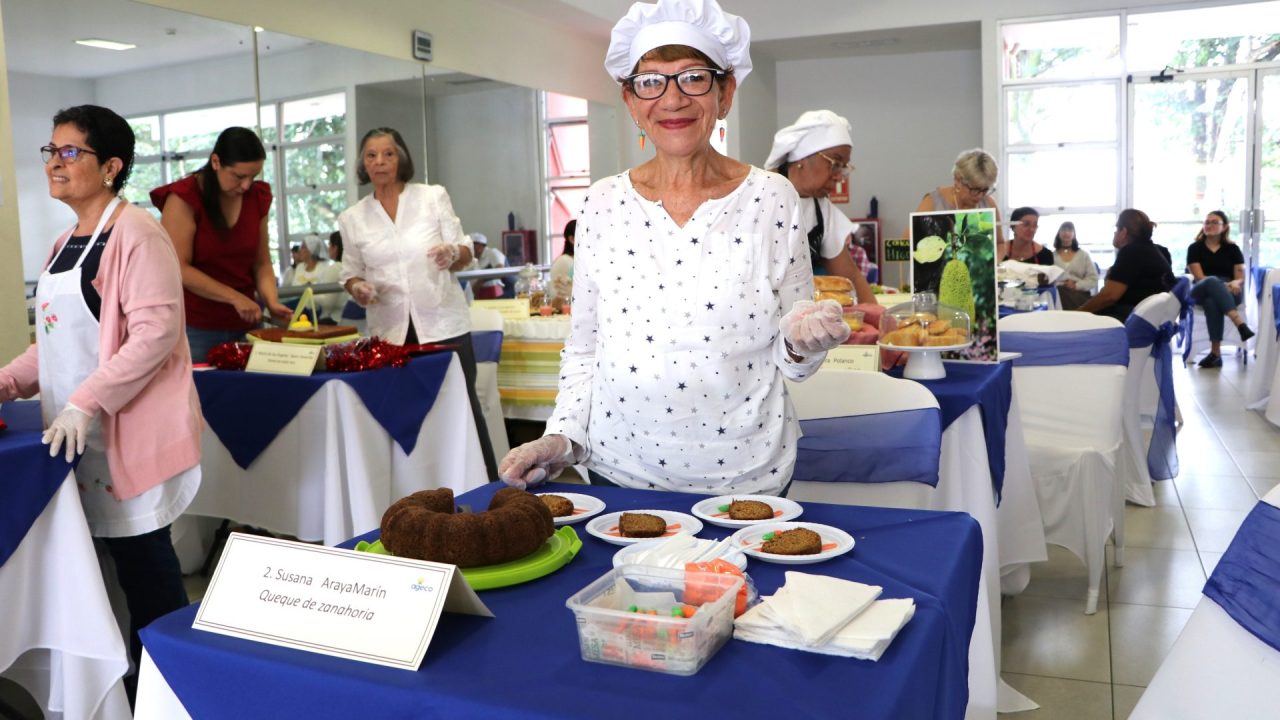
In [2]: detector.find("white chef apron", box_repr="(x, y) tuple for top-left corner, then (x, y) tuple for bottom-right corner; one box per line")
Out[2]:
(35, 197), (200, 538)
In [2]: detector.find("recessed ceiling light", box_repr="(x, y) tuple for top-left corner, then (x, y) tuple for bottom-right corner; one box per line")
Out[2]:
(75, 38), (136, 51)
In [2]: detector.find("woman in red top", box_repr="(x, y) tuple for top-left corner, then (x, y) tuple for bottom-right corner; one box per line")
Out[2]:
(151, 127), (289, 361)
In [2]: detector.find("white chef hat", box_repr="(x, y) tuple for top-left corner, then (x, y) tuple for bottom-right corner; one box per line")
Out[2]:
(604, 0), (752, 84)
(471, 232), (488, 245)
(764, 110), (853, 171)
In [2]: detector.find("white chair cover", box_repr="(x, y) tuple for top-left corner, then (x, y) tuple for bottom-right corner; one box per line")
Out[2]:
(1181, 273), (1252, 366)
(1246, 267), (1280, 410)
(999, 311), (1127, 614)
(1131, 485), (1280, 719)
(469, 306), (510, 458)
(786, 368), (1043, 717)
(1119, 293), (1183, 506)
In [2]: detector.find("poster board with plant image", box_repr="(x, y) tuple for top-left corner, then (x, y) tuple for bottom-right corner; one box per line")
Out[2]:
(909, 209), (998, 362)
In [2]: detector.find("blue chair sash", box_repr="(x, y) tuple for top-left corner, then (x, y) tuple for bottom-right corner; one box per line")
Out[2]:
(1125, 315), (1179, 480)
(1001, 328), (1129, 367)
(1272, 283), (1280, 339)
(796, 407), (941, 486)
(1203, 501), (1280, 654)
(470, 330), (504, 364)
(1170, 277), (1196, 364)
(0, 401), (76, 568)
(1252, 266), (1270, 303)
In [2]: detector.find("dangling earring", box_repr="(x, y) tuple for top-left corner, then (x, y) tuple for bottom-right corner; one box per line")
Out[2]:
(719, 126), (726, 143)
(638, 128), (646, 151)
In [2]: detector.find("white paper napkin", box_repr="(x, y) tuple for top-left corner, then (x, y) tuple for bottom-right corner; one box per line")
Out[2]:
(762, 571), (881, 646)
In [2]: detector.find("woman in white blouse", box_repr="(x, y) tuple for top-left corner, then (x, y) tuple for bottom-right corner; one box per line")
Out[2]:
(1052, 221), (1099, 311)
(498, 0), (849, 495)
(338, 127), (497, 479)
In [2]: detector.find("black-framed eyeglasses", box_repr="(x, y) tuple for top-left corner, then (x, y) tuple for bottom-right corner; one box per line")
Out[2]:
(956, 178), (993, 196)
(624, 67), (726, 100)
(816, 151), (854, 177)
(40, 144), (98, 164)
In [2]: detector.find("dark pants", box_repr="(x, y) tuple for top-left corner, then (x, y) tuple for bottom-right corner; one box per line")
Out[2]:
(406, 324), (500, 481)
(1059, 287), (1091, 311)
(99, 525), (188, 691)
(1191, 276), (1241, 342)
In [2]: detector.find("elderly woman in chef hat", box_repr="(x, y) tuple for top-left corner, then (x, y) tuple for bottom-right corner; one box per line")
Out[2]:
(498, 0), (849, 495)
(766, 110), (875, 305)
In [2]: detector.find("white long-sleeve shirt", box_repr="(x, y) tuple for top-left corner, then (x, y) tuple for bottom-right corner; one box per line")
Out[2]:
(337, 184), (471, 344)
(544, 167), (822, 494)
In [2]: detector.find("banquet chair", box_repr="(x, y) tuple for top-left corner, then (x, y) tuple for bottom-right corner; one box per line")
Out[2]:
(1120, 293), (1182, 507)
(1180, 274), (1251, 367)
(1244, 267), (1280, 410)
(1130, 485), (1280, 719)
(468, 306), (510, 459)
(999, 311), (1128, 614)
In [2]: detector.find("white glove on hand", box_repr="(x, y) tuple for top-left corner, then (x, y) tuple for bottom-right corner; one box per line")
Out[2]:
(427, 244), (460, 270)
(781, 299), (851, 356)
(498, 434), (573, 489)
(350, 280), (378, 306)
(42, 403), (93, 462)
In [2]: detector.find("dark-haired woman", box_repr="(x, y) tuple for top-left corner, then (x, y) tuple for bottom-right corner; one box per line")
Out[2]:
(1078, 209), (1175, 321)
(0, 105), (200, 699)
(151, 126), (289, 362)
(1052, 221), (1098, 310)
(338, 127), (497, 479)
(1186, 210), (1254, 367)
(1001, 207), (1054, 265)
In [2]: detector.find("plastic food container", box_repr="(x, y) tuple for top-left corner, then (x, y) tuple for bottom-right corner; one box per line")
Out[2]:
(564, 565), (743, 675)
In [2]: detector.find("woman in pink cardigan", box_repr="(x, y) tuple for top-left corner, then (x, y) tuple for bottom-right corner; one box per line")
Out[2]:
(0, 105), (201, 701)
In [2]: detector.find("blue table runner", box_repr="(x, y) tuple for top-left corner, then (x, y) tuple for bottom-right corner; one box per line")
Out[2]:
(0, 400), (75, 568)
(1203, 500), (1280, 655)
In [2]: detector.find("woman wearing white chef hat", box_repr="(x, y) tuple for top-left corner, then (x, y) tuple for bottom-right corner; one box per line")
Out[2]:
(497, 0), (849, 495)
(766, 110), (875, 304)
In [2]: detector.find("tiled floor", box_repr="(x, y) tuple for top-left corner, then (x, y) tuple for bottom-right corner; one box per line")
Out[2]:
(1001, 350), (1279, 718)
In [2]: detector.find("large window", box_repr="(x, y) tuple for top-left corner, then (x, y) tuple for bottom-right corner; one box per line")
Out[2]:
(126, 91), (348, 271)
(542, 92), (590, 260)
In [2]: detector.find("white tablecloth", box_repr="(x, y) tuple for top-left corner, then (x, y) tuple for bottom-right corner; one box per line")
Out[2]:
(187, 356), (488, 545)
(1, 477), (131, 720)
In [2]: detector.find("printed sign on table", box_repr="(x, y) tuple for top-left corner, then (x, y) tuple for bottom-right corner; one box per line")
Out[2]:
(909, 209), (999, 362)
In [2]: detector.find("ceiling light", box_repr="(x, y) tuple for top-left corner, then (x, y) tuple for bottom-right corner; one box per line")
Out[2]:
(75, 38), (136, 51)
(254, 26), (265, 33)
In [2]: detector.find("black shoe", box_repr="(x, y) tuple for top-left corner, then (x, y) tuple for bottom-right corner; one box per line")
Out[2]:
(1198, 353), (1223, 368)
(1238, 324), (1256, 343)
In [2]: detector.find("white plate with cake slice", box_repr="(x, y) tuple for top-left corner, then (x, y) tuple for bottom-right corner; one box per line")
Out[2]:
(585, 510), (703, 546)
(730, 521), (854, 564)
(534, 492), (606, 526)
(690, 494), (803, 528)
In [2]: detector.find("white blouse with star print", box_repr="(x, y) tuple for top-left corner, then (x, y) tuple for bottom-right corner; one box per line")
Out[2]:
(544, 166), (823, 495)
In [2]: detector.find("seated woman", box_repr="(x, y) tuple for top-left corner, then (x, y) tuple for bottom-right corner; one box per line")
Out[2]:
(1186, 210), (1254, 368)
(1002, 207), (1053, 265)
(1052, 221), (1098, 311)
(290, 234), (344, 322)
(1077, 209), (1175, 321)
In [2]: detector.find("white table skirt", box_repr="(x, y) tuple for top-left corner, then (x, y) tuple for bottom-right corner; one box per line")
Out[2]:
(0, 476), (131, 720)
(187, 356), (488, 545)
(789, 401), (1047, 718)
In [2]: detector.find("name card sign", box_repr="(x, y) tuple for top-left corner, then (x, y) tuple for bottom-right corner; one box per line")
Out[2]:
(884, 238), (911, 262)
(475, 298), (531, 322)
(194, 533), (492, 671)
(823, 345), (881, 373)
(245, 343), (323, 375)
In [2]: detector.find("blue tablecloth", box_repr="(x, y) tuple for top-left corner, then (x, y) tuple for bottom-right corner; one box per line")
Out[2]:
(141, 483), (982, 720)
(194, 352), (452, 469)
(470, 330), (503, 364)
(890, 361), (1012, 503)
(0, 401), (75, 568)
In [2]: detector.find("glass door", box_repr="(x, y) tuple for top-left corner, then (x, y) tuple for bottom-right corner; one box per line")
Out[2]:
(1258, 70), (1280, 268)
(1130, 71), (1253, 267)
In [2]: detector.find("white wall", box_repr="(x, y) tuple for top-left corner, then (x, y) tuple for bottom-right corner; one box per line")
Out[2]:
(727, 55), (778, 175)
(776, 48), (983, 243)
(427, 85), (541, 252)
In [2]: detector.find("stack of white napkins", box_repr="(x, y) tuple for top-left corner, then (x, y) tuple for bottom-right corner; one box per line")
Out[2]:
(734, 571), (916, 661)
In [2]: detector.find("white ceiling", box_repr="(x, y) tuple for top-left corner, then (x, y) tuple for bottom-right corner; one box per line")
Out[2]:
(1, 0), (308, 79)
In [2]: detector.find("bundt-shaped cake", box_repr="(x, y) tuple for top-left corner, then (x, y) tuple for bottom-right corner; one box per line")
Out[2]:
(379, 487), (554, 567)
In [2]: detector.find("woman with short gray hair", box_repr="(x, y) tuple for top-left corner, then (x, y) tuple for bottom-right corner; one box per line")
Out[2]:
(916, 148), (1003, 228)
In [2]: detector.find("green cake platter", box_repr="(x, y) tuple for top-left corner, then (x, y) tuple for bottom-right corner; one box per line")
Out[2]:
(355, 526), (582, 590)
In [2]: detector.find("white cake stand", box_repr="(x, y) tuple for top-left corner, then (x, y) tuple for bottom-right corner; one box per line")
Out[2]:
(878, 342), (971, 380)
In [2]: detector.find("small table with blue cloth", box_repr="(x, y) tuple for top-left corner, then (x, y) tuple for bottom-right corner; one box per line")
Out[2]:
(0, 401), (131, 720)
(135, 482), (983, 720)
(185, 352), (488, 546)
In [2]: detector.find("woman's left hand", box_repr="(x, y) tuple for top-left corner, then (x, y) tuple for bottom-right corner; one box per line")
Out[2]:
(42, 403), (93, 462)
(427, 244), (460, 270)
(781, 299), (852, 355)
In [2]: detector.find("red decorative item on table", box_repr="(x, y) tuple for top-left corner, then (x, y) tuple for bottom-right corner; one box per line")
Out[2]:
(206, 342), (254, 371)
(208, 337), (456, 373)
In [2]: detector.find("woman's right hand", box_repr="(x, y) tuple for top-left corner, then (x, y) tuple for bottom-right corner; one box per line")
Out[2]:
(230, 293), (263, 324)
(1063, 279), (1077, 289)
(350, 280), (378, 306)
(498, 435), (573, 489)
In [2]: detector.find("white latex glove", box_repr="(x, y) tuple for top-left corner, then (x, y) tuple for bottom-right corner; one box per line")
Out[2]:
(781, 299), (851, 356)
(427, 244), (460, 270)
(42, 403), (93, 462)
(498, 434), (573, 489)
(350, 280), (378, 306)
